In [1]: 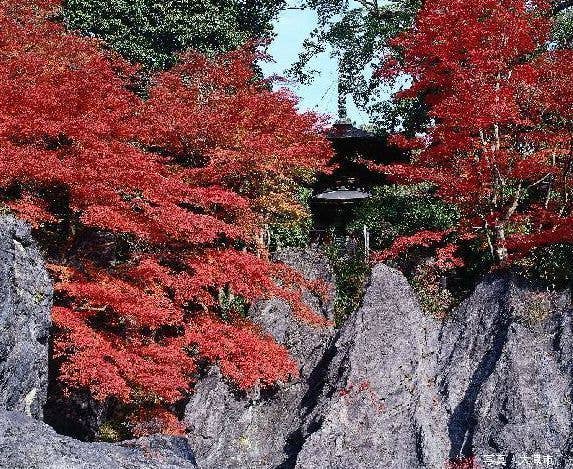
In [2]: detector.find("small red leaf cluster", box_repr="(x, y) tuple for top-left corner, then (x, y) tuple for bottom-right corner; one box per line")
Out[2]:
(446, 456), (481, 469)
(379, 0), (573, 264)
(376, 229), (452, 262)
(0, 1), (332, 433)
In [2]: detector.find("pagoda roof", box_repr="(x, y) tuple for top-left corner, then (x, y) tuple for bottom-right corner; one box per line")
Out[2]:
(313, 188), (371, 203)
(326, 121), (377, 141)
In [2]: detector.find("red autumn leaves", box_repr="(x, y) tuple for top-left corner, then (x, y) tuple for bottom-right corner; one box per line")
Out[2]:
(0, 1), (332, 433)
(379, 0), (573, 266)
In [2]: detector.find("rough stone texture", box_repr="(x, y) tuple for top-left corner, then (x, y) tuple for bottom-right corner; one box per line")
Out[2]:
(293, 264), (449, 469)
(0, 215), (52, 419)
(3, 220), (573, 469)
(184, 247), (335, 469)
(438, 275), (573, 468)
(177, 267), (573, 468)
(0, 410), (197, 469)
(272, 247), (335, 322)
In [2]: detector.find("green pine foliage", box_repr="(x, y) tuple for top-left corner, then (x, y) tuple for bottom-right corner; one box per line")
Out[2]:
(63, 0), (285, 69)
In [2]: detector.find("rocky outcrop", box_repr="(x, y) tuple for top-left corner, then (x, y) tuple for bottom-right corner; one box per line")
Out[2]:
(3, 218), (573, 469)
(184, 262), (452, 469)
(185, 263), (573, 469)
(184, 247), (335, 469)
(293, 264), (449, 469)
(0, 215), (51, 419)
(438, 275), (573, 468)
(0, 410), (197, 469)
(288, 266), (573, 469)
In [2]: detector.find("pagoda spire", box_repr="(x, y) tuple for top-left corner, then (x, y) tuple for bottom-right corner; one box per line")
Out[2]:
(337, 59), (351, 124)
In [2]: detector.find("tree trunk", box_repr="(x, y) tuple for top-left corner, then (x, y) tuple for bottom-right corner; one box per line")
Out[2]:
(494, 226), (508, 263)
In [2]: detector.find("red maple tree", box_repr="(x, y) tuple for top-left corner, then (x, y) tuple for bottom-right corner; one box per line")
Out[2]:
(137, 48), (333, 226)
(378, 0), (573, 266)
(0, 0), (332, 434)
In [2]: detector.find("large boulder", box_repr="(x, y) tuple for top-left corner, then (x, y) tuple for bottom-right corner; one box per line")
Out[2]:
(0, 215), (52, 419)
(438, 274), (573, 468)
(293, 264), (449, 469)
(184, 247), (335, 469)
(0, 410), (197, 469)
(292, 266), (573, 469)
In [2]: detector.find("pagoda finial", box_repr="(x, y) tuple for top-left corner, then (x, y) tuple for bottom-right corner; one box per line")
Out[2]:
(337, 59), (350, 124)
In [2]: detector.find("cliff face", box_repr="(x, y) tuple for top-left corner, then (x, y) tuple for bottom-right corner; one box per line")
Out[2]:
(438, 275), (573, 467)
(2, 229), (573, 469)
(0, 215), (51, 419)
(184, 259), (573, 468)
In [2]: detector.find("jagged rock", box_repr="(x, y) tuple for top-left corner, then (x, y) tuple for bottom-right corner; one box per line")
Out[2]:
(293, 264), (449, 469)
(292, 266), (573, 468)
(184, 247), (335, 469)
(272, 246), (335, 322)
(0, 410), (197, 469)
(0, 215), (51, 419)
(5, 213), (571, 469)
(438, 274), (573, 468)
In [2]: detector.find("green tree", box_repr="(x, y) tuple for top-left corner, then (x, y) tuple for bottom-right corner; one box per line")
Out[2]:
(289, 0), (420, 132)
(293, 0), (573, 133)
(554, 7), (573, 47)
(63, 0), (286, 69)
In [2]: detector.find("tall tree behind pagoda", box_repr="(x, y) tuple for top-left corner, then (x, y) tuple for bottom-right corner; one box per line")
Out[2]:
(63, 0), (286, 70)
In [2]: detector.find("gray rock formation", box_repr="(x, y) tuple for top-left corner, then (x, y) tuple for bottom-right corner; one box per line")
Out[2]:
(184, 247), (335, 469)
(438, 275), (573, 468)
(293, 264), (449, 469)
(290, 266), (573, 469)
(272, 247), (335, 322)
(0, 410), (197, 469)
(0, 215), (52, 419)
(3, 216), (573, 469)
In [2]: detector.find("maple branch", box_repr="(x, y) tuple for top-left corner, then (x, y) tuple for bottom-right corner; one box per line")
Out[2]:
(504, 183), (522, 222)
(484, 221), (496, 260)
(526, 173), (553, 191)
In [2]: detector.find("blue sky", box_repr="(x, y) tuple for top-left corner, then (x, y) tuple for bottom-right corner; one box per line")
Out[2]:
(260, 5), (370, 126)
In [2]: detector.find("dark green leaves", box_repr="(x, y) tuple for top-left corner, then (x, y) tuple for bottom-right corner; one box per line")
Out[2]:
(63, 0), (286, 70)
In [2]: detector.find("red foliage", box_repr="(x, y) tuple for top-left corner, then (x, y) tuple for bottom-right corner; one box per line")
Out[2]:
(0, 1), (332, 434)
(130, 408), (186, 438)
(376, 229), (452, 263)
(446, 456), (481, 469)
(136, 47), (332, 222)
(379, 0), (573, 264)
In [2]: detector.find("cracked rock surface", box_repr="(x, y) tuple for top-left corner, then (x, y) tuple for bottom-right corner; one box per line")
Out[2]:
(293, 264), (449, 469)
(438, 275), (573, 468)
(0, 215), (51, 419)
(184, 257), (573, 468)
(0, 410), (198, 469)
